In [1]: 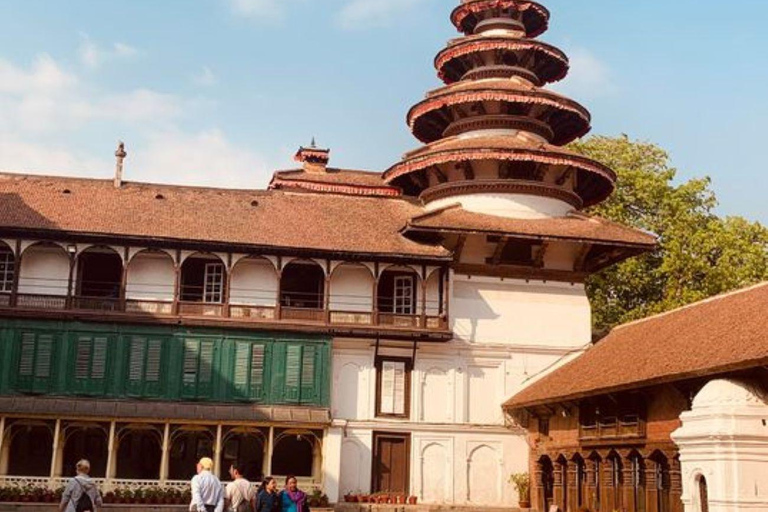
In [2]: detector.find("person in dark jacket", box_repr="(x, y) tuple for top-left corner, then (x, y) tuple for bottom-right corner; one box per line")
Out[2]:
(254, 477), (280, 512)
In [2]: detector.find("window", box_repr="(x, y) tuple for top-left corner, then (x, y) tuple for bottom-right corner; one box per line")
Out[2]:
(125, 336), (165, 397)
(204, 263), (224, 303)
(282, 344), (319, 404)
(538, 417), (550, 437)
(0, 247), (14, 292)
(393, 276), (415, 314)
(181, 338), (216, 399)
(71, 335), (109, 395)
(376, 357), (411, 417)
(232, 341), (267, 401)
(15, 331), (57, 393)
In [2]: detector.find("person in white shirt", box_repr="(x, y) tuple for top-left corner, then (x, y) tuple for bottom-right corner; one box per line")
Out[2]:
(225, 463), (253, 512)
(59, 460), (102, 512)
(190, 457), (224, 512)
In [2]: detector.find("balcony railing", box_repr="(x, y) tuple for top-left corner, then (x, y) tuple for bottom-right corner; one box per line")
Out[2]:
(2, 292), (449, 334)
(579, 416), (646, 442)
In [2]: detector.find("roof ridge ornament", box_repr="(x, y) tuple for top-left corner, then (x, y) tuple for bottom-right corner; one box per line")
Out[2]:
(294, 140), (331, 174)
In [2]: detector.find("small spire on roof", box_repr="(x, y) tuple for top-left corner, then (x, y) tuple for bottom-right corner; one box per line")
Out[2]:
(114, 141), (127, 188)
(294, 140), (330, 174)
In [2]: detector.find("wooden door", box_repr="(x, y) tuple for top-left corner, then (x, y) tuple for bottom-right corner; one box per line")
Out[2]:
(372, 432), (410, 493)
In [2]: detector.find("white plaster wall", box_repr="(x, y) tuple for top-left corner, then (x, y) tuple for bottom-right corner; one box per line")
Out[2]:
(18, 246), (70, 295)
(425, 271), (441, 316)
(330, 265), (374, 312)
(126, 252), (176, 301)
(451, 275), (591, 348)
(229, 258), (278, 306)
(426, 193), (573, 219)
(338, 429), (373, 496)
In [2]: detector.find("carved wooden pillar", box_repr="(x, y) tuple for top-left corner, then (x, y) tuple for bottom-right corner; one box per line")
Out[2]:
(603, 459), (617, 512)
(275, 256), (283, 320)
(586, 459), (598, 512)
(567, 459), (579, 512)
(10, 240), (21, 307)
(553, 460), (565, 511)
(669, 455), (683, 512)
(324, 260), (331, 324)
(534, 459), (546, 512)
(372, 262), (380, 325)
(172, 249), (181, 315)
(420, 264), (427, 328)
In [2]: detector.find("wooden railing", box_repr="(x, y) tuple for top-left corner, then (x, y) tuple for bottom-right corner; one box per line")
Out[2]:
(579, 416), (645, 441)
(3, 293), (450, 333)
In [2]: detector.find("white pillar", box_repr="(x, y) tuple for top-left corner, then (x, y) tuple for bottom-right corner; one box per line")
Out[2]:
(214, 425), (223, 477)
(322, 426), (343, 503)
(265, 427), (274, 477)
(159, 423), (170, 484)
(49, 420), (61, 485)
(104, 422), (116, 490)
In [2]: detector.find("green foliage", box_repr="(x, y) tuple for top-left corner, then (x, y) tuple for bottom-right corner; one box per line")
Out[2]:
(571, 135), (768, 331)
(508, 472), (530, 499)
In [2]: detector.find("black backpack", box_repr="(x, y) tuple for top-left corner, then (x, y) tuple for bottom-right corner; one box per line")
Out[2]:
(75, 479), (94, 512)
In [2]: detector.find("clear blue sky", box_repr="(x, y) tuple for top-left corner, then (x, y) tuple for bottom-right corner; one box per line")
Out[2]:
(0, 0), (766, 224)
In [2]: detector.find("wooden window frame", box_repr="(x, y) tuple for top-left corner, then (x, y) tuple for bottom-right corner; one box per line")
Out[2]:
(0, 248), (15, 293)
(70, 334), (109, 396)
(371, 431), (411, 494)
(375, 356), (412, 419)
(14, 331), (57, 394)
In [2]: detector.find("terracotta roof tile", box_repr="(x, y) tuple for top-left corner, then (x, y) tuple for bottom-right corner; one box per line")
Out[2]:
(504, 282), (768, 409)
(0, 172), (448, 259)
(406, 206), (657, 248)
(269, 168), (401, 197)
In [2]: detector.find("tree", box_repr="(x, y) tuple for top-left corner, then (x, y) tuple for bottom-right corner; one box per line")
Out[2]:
(570, 135), (768, 331)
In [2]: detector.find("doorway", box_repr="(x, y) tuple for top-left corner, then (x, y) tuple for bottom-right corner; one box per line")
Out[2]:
(372, 432), (410, 494)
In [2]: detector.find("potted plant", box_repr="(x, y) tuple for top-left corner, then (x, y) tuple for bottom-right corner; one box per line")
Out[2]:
(407, 495), (418, 505)
(509, 472), (531, 509)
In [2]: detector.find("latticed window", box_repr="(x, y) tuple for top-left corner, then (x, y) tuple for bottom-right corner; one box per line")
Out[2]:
(393, 276), (415, 314)
(15, 331), (56, 393)
(204, 263), (224, 303)
(125, 336), (165, 397)
(0, 247), (15, 292)
(233, 341), (267, 400)
(181, 338), (216, 398)
(71, 335), (109, 395)
(283, 344), (318, 403)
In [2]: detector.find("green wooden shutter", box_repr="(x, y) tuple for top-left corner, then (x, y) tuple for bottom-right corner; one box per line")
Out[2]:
(144, 338), (163, 397)
(32, 334), (54, 394)
(198, 341), (215, 398)
(15, 332), (36, 391)
(250, 344), (266, 400)
(233, 341), (250, 399)
(300, 344), (317, 403)
(284, 345), (302, 403)
(126, 336), (146, 396)
(182, 339), (200, 398)
(71, 335), (108, 395)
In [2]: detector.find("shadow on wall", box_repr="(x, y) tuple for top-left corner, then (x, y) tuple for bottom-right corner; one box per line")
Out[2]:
(450, 279), (500, 343)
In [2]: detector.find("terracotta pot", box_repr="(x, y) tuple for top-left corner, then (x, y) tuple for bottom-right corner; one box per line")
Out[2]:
(407, 496), (417, 505)
(519, 500), (531, 509)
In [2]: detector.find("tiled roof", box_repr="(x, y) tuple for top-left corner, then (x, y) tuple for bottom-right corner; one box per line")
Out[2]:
(406, 205), (657, 248)
(269, 168), (401, 197)
(0, 172), (447, 259)
(504, 282), (768, 409)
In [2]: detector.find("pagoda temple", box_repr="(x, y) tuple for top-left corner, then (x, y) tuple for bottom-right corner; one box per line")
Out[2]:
(390, 0), (641, 281)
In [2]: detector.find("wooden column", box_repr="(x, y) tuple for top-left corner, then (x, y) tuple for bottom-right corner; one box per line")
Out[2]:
(420, 264), (427, 327)
(105, 422), (116, 487)
(159, 423), (171, 484)
(443, 266), (450, 326)
(214, 425), (223, 477)
(275, 256), (283, 320)
(224, 253), (233, 317)
(324, 260), (331, 323)
(669, 455), (683, 512)
(65, 253), (76, 309)
(173, 249), (182, 315)
(10, 240), (21, 307)
(120, 247), (129, 309)
(372, 262), (380, 325)
(49, 420), (61, 484)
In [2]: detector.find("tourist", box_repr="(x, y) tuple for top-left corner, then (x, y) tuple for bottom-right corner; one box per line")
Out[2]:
(190, 457), (224, 512)
(254, 477), (280, 512)
(278, 476), (309, 512)
(59, 459), (102, 512)
(225, 462), (253, 512)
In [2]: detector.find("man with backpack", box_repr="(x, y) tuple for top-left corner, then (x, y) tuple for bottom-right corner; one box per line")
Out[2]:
(59, 459), (102, 512)
(224, 463), (253, 512)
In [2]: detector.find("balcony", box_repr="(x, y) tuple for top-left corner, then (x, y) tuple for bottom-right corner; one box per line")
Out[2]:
(0, 242), (451, 339)
(579, 415), (646, 443)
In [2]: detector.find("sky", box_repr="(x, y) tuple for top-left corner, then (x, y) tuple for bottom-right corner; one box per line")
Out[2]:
(0, 0), (766, 224)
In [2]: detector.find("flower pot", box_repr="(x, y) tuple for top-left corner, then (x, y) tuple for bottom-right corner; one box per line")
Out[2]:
(407, 496), (417, 505)
(519, 500), (531, 509)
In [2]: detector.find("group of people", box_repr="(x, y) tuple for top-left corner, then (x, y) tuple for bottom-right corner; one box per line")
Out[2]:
(57, 457), (310, 512)
(193, 457), (310, 512)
